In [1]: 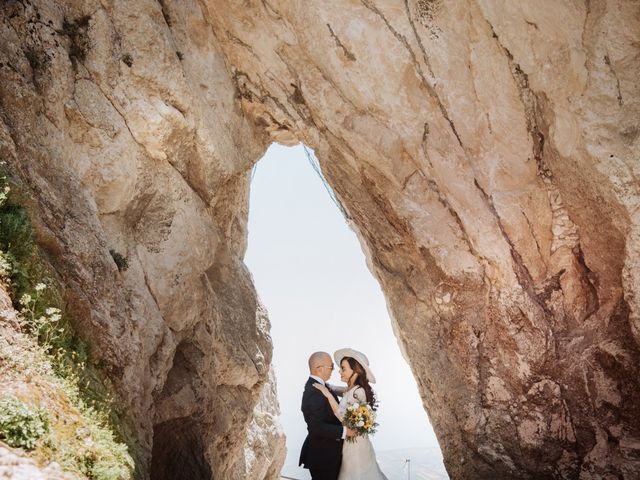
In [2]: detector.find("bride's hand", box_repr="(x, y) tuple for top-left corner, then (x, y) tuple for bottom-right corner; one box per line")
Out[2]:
(312, 383), (331, 398)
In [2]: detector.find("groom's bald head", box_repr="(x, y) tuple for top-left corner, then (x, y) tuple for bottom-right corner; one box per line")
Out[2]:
(308, 351), (333, 381)
(308, 351), (330, 371)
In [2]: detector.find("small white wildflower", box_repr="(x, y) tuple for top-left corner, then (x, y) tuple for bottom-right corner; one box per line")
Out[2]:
(3, 186), (9, 193)
(19, 293), (32, 305)
(49, 313), (62, 322)
(45, 307), (61, 315)
(35, 283), (47, 291)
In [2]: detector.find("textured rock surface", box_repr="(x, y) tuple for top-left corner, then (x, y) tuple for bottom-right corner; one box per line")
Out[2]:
(243, 367), (287, 480)
(0, 0), (282, 478)
(1, 0), (639, 479)
(0, 446), (79, 480)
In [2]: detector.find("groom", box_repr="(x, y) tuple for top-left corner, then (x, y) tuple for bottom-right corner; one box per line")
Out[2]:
(299, 351), (355, 479)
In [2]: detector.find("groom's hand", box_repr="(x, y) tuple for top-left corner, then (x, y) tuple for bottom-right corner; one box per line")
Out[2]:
(346, 428), (357, 438)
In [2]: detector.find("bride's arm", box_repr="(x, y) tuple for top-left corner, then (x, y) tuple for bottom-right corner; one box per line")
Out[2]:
(327, 383), (347, 396)
(313, 384), (342, 420)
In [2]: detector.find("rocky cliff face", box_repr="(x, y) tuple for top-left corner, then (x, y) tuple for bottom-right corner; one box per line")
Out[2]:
(1, 0), (639, 479)
(0, 0), (281, 478)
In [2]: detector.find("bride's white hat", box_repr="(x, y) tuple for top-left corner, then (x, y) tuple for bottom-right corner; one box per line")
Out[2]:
(334, 348), (376, 383)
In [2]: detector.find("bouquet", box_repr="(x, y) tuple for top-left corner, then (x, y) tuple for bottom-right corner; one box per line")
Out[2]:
(342, 401), (378, 443)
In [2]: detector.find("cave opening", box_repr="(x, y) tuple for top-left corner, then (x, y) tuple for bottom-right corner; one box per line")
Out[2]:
(150, 416), (211, 480)
(149, 339), (210, 479)
(244, 143), (446, 478)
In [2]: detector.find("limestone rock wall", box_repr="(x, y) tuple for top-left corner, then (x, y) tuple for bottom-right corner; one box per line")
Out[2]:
(0, 0), (283, 478)
(1, 0), (639, 479)
(205, 1), (640, 478)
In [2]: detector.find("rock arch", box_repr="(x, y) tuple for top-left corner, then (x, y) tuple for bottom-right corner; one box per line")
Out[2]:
(0, 1), (638, 479)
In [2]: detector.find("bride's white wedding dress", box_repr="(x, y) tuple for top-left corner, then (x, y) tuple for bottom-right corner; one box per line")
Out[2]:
(337, 387), (388, 480)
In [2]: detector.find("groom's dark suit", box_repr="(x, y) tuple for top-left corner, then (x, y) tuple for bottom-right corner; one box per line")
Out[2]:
(299, 377), (344, 480)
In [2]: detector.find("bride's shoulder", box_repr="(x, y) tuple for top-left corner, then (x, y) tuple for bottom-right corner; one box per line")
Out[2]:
(351, 386), (367, 401)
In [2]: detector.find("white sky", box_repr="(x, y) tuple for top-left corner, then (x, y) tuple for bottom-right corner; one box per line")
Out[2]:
(244, 143), (444, 473)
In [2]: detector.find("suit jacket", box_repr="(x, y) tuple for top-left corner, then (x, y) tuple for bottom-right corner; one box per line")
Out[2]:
(298, 377), (344, 470)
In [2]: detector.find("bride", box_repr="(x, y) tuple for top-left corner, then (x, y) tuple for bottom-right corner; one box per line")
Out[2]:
(314, 348), (388, 480)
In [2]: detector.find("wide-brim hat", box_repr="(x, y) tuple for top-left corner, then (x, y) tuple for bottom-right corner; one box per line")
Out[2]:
(334, 348), (376, 383)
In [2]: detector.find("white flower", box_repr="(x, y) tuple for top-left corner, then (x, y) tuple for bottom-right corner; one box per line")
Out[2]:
(19, 293), (32, 305)
(356, 421), (365, 427)
(35, 283), (47, 291)
(45, 307), (61, 315)
(49, 313), (62, 322)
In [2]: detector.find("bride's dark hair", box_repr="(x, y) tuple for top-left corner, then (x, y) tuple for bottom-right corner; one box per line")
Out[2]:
(344, 357), (378, 409)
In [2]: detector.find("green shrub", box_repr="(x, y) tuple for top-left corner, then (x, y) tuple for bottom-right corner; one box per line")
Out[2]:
(121, 53), (133, 68)
(0, 395), (49, 450)
(0, 166), (139, 478)
(0, 205), (38, 293)
(77, 419), (133, 480)
(109, 250), (129, 272)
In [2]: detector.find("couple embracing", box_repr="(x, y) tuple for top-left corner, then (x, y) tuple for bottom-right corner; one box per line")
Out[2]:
(299, 348), (388, 480)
